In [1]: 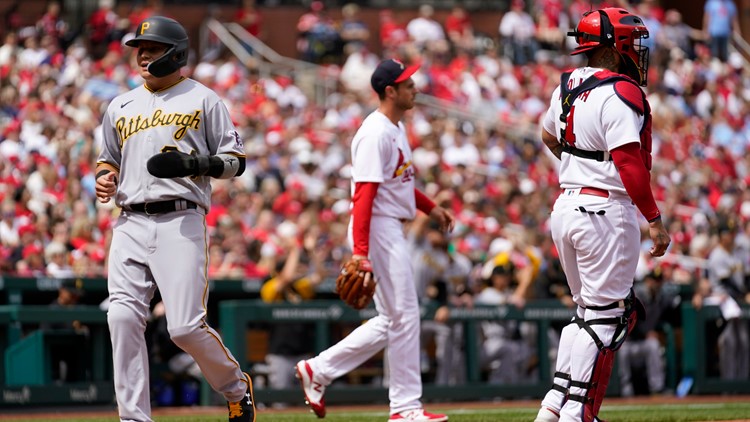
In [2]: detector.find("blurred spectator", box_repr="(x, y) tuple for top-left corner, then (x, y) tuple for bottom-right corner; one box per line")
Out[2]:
(235, 0), (263, 38)
(406, 5), (447, 52)
(702, 0), (740, 63)
(296, 1), (341, 64)
(0, 31), (19, 68)
(340, 43), (379, 96)
(499, 0), (538, 66)
(693, 219), (750, 380)
(2, 1), (23, 34)
(17, 242), (45, 276)
(86, 0), (118, 59)
(475, 261), (530, 384)
(378, 9), (408, 55)
(618, 268), (681, 396)
(410, 215), (473, 385)
(259, 226), (323, 394)
(534, 9), (564, 54)
(36, 1), (70, 49)
(338, 3), (369, 55)
(45, 240), (75, 278)
(658, 9), (704, 61)
(42, 278), (89, 383)
(444, 6), (475, 52)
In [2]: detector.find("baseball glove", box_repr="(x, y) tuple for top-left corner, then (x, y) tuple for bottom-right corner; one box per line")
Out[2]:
(336, 258), (376, 310)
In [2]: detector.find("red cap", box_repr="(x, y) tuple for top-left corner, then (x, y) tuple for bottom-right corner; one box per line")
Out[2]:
(22, 244), (43, 260)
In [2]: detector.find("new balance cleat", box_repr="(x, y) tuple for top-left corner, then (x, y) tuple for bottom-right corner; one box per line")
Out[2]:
(295, 360), (326, 418)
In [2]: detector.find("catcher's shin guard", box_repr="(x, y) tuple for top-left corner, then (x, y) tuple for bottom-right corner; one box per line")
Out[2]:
(568, 296), (643, 422)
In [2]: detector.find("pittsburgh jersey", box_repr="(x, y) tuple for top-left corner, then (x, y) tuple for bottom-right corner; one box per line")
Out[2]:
(542, 67), (645, 195)
(97, 78), (245, 211)
(350, 110), (416, 220)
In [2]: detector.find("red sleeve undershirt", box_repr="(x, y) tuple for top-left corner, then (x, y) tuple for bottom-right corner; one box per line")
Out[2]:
(611, 142), (661, 222)
(414, 188), (436, 215)
(351, 182), (379, 256)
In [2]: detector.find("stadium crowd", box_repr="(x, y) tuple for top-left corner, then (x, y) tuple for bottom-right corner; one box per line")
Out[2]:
(0, 0), (749, 388)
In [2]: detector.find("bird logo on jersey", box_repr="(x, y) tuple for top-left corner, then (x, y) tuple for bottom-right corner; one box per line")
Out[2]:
(392, 148), (413, 182)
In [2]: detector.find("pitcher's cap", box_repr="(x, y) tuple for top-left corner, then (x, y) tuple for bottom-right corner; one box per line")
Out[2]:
(371, 59), (419, 94)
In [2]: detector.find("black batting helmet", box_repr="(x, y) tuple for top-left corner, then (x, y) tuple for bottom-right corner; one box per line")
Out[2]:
(125, 16), (188, 77)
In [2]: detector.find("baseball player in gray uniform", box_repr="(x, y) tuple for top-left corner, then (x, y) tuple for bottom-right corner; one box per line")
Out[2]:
(533, 8), (670, 422)
(95, 16), (254, 422)
(295, 59), (453, 422)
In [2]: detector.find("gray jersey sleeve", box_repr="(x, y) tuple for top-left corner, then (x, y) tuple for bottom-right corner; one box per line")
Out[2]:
(97, 101), (123, 169)
(204, 92), (245, 157)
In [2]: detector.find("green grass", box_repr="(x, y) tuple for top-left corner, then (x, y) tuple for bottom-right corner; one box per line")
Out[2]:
(6, 402), (750, 422)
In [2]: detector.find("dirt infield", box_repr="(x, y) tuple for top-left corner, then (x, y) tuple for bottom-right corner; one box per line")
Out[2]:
(2, 395), (750, 420)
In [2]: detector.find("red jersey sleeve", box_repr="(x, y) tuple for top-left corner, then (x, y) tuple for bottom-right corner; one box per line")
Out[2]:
(611, 142), (661, 222)
(414, 188), (436, 215)
(351, 182), (379, 256)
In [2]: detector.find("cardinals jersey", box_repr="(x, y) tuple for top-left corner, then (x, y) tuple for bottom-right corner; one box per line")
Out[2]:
(542, 67), (645, 195)
(350, 110), (416, 220)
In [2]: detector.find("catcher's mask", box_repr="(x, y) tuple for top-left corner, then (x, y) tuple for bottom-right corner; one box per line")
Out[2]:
(568, 8), (650, 86)
(125, 16), (188, 78)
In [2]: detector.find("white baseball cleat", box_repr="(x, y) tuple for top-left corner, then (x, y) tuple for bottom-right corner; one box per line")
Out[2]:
(295, 360), (326, 418)
(534, 406), (560, 422)
(388, 408), (448, 421)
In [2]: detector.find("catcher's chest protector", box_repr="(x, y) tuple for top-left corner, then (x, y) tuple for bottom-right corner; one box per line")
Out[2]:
(558, 70), (653, 169)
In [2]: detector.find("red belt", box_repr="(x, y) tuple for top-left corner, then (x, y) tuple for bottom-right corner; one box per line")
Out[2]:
(579, 187), (609, 198)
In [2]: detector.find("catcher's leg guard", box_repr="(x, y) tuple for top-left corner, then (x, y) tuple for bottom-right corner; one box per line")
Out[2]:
(568, 297), (642, 422)
(540, 309), (583, 416)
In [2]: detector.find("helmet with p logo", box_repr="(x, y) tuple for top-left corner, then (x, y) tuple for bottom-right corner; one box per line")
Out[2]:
(125, 16), (188, 77)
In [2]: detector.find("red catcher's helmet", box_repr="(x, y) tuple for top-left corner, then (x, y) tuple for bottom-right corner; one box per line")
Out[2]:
(568, 8), (650, 86)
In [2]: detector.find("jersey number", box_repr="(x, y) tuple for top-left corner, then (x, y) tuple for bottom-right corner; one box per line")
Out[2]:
(564, 105), (577, 146)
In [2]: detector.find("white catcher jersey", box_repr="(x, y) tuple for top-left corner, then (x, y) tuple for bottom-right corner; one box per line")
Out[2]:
(542, 67), (645, 194)
(350, 110), (416, 220)
(97, 78), (245, 210)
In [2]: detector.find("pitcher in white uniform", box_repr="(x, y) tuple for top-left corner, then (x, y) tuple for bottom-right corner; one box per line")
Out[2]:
(95, 16), (254, 422)
(534, 8), (670, 422)
(295, 59), (454, 422)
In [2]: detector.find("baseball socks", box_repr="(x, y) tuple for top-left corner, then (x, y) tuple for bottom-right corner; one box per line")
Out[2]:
(295, 360), (327, 418)
(227, 372), (256, 422)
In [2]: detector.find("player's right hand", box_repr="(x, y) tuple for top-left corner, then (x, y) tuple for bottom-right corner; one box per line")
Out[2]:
(648, 218), (670, 257)
(95, 172), (118, 203)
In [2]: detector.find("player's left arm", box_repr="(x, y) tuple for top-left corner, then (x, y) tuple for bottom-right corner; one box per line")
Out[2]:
(147, 98), (246, 179)
(605, 95), (670, 256)
(200, 98), (246, 179)
(540, 86), (563, 160)
(541, 129), (562, 160)
(415, 189), (454, 233)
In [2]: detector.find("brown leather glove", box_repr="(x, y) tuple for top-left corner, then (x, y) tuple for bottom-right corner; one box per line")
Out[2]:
(336, 258), (376, 310)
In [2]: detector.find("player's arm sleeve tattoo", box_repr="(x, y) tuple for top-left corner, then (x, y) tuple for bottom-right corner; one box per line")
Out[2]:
(541, 128), (563, 160)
